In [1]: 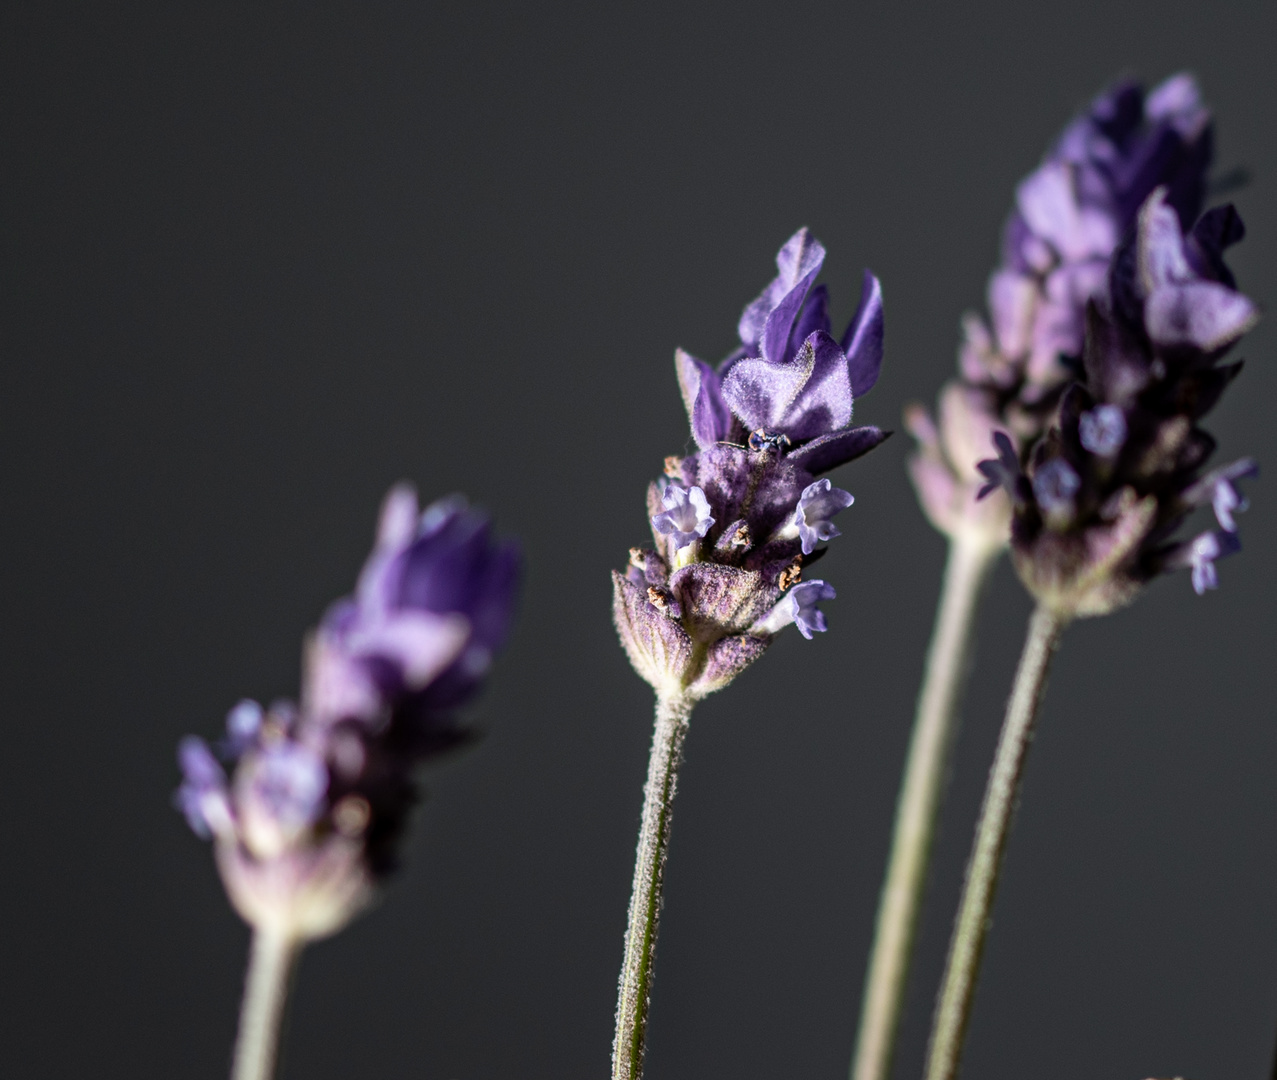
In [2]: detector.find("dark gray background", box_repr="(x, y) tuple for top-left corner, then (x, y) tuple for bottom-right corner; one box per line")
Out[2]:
(3, 2), (1275, 1077)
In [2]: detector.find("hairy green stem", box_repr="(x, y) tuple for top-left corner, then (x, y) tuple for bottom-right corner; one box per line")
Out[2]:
(611, 693), (693, 1080)
(231, 928), (300, 1080)
(852, 535), (999, 1080)
(923, 603), (1067, 1080)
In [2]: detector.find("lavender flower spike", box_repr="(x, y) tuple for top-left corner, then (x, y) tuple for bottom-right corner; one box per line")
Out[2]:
(613, 229), (889, 1080)
(907, 73), (1214, 550)
(859, 75), (1218, 1080)
(924, 184), (1259, 1080)
(987, 188), (1260, 615)
(176, 485), (520, 1080)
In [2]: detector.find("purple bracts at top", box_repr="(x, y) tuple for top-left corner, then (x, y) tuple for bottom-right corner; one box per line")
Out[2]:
(675, 228), (889, 468)
(615, 230), (889, 700)
(909, 74), (1215, 547)
(977, 189), (1258, 613)
(176, 487), (520, 938)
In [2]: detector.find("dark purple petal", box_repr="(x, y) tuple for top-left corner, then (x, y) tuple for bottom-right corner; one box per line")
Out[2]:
(841, 270), (885, 397)
(759, 230), (826, 365)
(789, 284), (832, 350)
(976, 431), (1022, 501)
(786, 426), (891, 473)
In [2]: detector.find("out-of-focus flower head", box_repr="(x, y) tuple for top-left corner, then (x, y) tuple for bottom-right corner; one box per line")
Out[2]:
(176, 488), (520, 940)
(908, 74), (1215, 549)
(614, 229), (889, 700)
(977, 189), (1258, 616)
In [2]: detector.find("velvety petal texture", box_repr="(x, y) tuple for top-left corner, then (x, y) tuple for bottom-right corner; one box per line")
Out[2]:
(617, 230), (890, 698)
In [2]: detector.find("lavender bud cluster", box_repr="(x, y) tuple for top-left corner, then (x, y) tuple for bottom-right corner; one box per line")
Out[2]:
(176, 487), (520, 939)
(908, 75), (1214, 546)
(978, 189), (1259, 615)
(614, 229), (890, 700)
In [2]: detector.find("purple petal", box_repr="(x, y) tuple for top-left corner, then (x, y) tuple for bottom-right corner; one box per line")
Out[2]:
(675, 349), (732, 450)
(786, 426), (891, 474)
(790, 284), (832, 350)
(782, 332), (854, 442)
(841, 270), (885, 397)
(1145, 281), (1259, 350)
(1016, 161), (1116, 262)
(721, 350), (812, 432)
(759, 230), (826, 365)
(1136, 189), (1194, 291)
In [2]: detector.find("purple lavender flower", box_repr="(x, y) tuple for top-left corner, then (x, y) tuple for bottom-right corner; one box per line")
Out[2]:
(615, 230), (888, 699)
(1183, 458), (1258, 532)
(752, 579), (838, 640)
(788, 479), (855, 555)
(1165, 529), (1243, 595)
(651, 483), (715, 551)
(674, 228), (890, 471)
(909, 74), (1214, 547)
(979, 189), (1258, 614)
(177, 486), (520, 939)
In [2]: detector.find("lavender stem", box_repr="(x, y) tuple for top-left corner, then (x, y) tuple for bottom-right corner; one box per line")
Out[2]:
(612, 693), (693, 1080)
(852, 535), (1000, 1080)
(231, 928), (300, 1080)
(924, 603), (1067, 1080)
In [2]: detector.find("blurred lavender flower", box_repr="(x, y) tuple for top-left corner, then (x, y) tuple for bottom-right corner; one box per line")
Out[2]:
(908, 74), (1213, 546)
(177, 486), (520, 940)
(615, 228), (890, 701)
(979, 189), (1258, 614)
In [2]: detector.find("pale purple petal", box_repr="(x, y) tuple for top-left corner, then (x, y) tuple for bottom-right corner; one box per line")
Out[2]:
(1079, 404), (1127, 457)
(1032, 458), (1081, 513)
(1016, 161), (1117, 262)
(1145, 281), (1259, 350)
(1165, 529), (1242, 594)
(789, 580), (836, 639)
(1182, 458), (1257, 532)
(651, 483), (715, 550)
(344, 610), (470, 688)
(791, 479), (855, 555)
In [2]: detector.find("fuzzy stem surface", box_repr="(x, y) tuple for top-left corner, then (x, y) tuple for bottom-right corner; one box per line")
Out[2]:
(611, 693), (694, 1080)
(852, 535), (999, 1080)
(231, 928), (301, 1080)
(923, 603), (1066, 1080)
